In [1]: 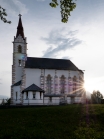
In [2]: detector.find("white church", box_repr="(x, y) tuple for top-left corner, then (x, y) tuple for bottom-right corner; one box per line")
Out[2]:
(11, 15), (86, 105)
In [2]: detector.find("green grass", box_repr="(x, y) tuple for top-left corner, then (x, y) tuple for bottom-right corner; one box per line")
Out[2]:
(0, 104), (104, 139)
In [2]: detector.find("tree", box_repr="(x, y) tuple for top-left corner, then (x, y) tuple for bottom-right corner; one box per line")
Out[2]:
(50, 0), (76, 23)
(5, 98), (11, 105)
(91, 90), (103, 104)
(0, 5), (11, 24)
(0, 99), (5, 105)
(0, 98), (11, 106)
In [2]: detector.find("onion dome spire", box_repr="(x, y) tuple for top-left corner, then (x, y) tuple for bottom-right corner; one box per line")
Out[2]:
(16, 14), (25, 39)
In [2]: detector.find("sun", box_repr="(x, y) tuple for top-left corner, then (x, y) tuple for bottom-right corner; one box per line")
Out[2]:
(84, 82), (93, 92)
(84, 79), (102, 93)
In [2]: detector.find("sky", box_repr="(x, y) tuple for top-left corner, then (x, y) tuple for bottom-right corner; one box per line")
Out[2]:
(0, 0), (104, 97)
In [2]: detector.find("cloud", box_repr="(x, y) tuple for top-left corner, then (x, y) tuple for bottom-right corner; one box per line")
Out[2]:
(41, 29), (82, 58)
(61, 56), (72, 60)
(0, 71), (11, 75)
(12, 0), (28, 15)
(0, 79), (2, 84)
(0, 0), (28, 16)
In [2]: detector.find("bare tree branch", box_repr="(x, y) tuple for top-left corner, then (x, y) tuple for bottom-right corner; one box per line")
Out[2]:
(0, 5), (11, 24)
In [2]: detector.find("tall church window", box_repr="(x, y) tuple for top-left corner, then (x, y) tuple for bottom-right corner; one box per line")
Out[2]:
(60, 75), (65, 94)
(54, 75), (58, 93)
(68, 77), (72, 93)
(47, 75), (51, 93)
(18, 45), (22, 53)
(73, 76), (77, 92)
(79, 75), (83, 90)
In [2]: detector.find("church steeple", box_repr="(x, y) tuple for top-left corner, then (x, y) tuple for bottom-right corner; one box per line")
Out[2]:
(16, 14), (25, 39)
(12, 15), (27, 85)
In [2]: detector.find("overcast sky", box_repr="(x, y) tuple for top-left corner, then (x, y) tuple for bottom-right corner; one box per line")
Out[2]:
(0, 0), (104, 97)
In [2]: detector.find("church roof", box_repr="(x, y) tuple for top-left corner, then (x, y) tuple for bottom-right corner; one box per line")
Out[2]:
(12, 80), (21, 87)
(25, 57), (80, 71)
(22, 84), (45, 93)
(16, 14), (25, 39)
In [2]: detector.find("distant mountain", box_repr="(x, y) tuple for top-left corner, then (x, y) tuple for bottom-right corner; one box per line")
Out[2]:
(0, 95), (10, 99)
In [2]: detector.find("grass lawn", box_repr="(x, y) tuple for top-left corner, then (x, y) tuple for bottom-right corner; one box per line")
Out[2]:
(0, 104), (104, 139)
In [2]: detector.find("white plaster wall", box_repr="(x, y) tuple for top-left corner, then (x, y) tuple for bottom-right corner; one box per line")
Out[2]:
(44, 97), (49, 104)
(44, 97), (60, 105)
(75, 97), (82, 103)
(23, 92), (26, 99)
(36, 91), (40, 99)
(67, 97), (71, 104)
(23, 91), (43, 105)
(51, 97), (60, 104)
(14, 53), (25, 82)
(13, 86), (21, 104)
(25, 69), (41, 88)
(44, 96), (72, 105)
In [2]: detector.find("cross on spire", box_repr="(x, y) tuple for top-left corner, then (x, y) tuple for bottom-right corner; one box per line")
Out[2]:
(18, 14), (22, 17)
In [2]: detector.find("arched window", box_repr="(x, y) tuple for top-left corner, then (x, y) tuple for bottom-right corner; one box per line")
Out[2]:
(73, 76), (77, 92)
(68, 77), (72, 93)
(79, 75), (83, 90)
(47, 75), (51, 93)
(60, 75), (65, 94)
(54, 75), (58, 93)
(18, 45), (22, 53)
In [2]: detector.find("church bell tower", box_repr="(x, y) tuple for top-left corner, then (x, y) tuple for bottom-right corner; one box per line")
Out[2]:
(12, 14), (27, 85)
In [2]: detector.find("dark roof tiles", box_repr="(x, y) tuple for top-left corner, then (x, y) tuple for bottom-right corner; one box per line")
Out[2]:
(22, 84), (45, 93)
(25, 57), (79, 70)
(12, 80), (21, 87)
